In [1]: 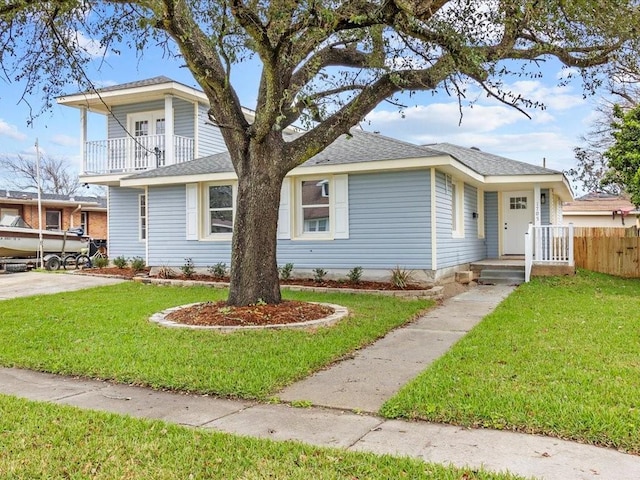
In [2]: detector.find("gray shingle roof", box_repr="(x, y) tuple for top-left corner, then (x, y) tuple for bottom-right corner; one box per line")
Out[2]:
(0, 189), (106, 207)
(92, 76), (178, 94)
(125, 131), (563, 182)
(427, 143), (559, 176)
(126, 130), (444, 180)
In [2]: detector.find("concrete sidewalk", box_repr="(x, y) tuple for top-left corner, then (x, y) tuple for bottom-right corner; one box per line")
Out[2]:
(1, 367), (638, 479)
(1, 280), (639, 478)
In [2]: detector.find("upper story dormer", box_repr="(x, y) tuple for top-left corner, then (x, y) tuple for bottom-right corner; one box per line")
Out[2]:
(57, 76), (244, 185)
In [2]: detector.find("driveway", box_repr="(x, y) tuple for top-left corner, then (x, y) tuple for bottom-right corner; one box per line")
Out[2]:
(0, 271), (126, 300)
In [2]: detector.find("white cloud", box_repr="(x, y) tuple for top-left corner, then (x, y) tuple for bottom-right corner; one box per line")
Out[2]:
(51, 134), (80, 147)
(364, 102), (535, 139)
(0, 119), (27, 141)
(67, 30), (106, 59)
(507, 80), (585, 111)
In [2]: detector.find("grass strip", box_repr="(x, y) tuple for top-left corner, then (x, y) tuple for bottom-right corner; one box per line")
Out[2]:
(381, 271), (640, 454)
(0, 282), (430, 399)
(0, 394), (524, 479)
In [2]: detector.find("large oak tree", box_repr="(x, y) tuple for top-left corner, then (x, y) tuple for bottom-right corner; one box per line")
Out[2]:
(2, 0), (639, 305)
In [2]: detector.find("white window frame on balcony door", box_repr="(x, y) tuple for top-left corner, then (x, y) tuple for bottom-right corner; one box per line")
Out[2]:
(127, 110), (166, 170)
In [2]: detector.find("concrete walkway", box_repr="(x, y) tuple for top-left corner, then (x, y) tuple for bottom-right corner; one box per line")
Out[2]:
(1, 276), (639, 479)
(0, 270), (125, 299)
(280, 285), (514, 412)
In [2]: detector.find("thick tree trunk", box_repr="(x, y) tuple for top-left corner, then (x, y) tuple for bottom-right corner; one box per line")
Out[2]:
(227, 142), (286, 306)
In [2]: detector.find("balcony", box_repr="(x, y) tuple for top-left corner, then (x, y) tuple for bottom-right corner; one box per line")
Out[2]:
(83, 135), (194, 175)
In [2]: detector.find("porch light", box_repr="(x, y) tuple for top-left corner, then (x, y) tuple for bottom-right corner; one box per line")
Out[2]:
(540, 193), (547, 204)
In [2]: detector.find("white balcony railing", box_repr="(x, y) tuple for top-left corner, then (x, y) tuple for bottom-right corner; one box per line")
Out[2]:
(84, 135), (194, 174)
(525, 224), (574, 282)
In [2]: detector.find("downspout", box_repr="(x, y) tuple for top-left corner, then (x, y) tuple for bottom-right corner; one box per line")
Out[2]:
(70, 204), (82, 229)
(430, 168), (437, 271)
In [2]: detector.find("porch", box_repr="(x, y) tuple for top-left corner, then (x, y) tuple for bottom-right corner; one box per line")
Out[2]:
(83, 135), (195, 175)
(470, 224), (576, 285)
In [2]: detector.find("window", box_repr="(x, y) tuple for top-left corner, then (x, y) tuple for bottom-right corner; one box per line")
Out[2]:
(301, 179), (330, 234)
(139, 194), (147, 240)
(207, 184), (234, 235)
(509, 196), (528, 210)
(80, 212), (89, 235)
(0, 207), (19, 223)
(451, 179), (464, 238)
(45, 210), (61, 230)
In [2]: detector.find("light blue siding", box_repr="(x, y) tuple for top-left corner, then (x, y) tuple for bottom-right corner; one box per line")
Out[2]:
(197, 103), (227, 157)
(435, 171), (486, 268)
(147, 185), (232, 266)
(108, 187), (146, 260)
(277, 170), (432, 269)
(173, 98), (195, 138)
(484, 192), (499, 258)
(142, 171), (432, 270)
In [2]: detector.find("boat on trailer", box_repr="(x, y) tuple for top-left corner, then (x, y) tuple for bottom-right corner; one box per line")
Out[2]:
(0, 215), (88, 258)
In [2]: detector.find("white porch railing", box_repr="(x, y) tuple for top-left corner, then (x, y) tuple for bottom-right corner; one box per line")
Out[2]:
(525, 224), (574, 282)
(84, 135), (194, 174)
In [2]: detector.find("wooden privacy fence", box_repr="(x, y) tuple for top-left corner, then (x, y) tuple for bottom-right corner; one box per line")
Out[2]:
(573, 226), (640, 277)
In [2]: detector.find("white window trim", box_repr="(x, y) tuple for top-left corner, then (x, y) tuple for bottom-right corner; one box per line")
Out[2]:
(477, 189), (485, 239)
(451, 178), (464, 238)
(127, 110), (166, 136)
(202, 181), (237, 241)
(138, 193), (147, 241)
(294, 176), (334, 240)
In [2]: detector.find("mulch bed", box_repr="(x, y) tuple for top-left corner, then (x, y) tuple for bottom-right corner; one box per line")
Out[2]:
(166, 300), (334, 327)
(83, 267), (427, 291)
(80, 267), (427, 327)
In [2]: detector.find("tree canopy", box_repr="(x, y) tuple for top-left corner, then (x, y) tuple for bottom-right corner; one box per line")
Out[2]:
(3, 0), (640, 304)
(603, 104), (640, 206)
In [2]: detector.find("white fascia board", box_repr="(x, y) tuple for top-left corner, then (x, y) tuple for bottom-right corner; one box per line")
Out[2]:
(564, 211), (614, 216)
(121, 172), (238, 187)
(57, 82), (209, 114)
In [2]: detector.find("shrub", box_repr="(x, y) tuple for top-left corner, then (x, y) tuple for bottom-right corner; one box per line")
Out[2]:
(313, 268), (327, 283)
(347, 266), (363, 284)
(130, 257), (146, 274)
(157, 265), (176, 279)
(92, 256), (109, 269)
(181, 258), (196, 278)
(390, 266), (414, 289)
(113, 256), (127, 269)
(207, 262), (228, 279)
(278, 263), (294, 281)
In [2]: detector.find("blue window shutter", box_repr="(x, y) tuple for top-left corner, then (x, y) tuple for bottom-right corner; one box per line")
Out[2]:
(278, 178), (291, 239)
(333, 174), (349, 239)
(185, 183), (198, 240)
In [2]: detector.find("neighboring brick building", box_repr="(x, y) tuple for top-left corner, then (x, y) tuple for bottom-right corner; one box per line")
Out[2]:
(0, 189), (107, 241)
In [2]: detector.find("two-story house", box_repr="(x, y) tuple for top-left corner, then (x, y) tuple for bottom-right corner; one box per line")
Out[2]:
(57, 76), (574, 284)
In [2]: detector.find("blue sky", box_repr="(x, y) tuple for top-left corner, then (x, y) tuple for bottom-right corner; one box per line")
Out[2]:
(0, 42), (603, 193)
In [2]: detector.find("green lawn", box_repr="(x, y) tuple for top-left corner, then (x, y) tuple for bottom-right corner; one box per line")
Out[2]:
(381, 271), (640, 454)
(0, 282), (431, 399)
(0, 395), (523, 480)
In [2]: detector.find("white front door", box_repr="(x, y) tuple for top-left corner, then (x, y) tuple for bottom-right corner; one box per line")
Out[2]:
(502, 191), (533, 255)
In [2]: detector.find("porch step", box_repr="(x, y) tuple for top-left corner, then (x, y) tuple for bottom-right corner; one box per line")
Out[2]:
(477, 268), (525, 286)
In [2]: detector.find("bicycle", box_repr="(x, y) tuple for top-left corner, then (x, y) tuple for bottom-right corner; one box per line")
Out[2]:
(62, 239), (108, 270)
